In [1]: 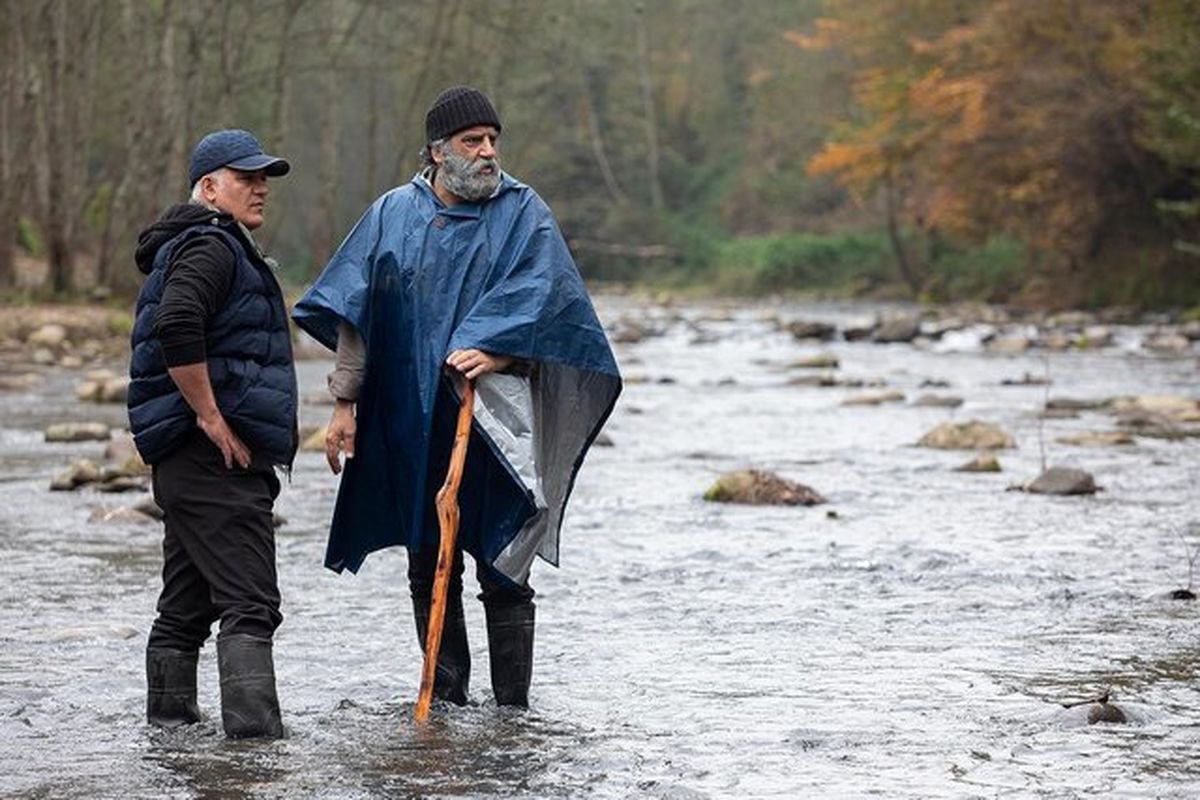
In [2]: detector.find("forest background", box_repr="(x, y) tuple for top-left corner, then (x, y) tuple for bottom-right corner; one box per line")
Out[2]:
(1, 0), (1197, 310)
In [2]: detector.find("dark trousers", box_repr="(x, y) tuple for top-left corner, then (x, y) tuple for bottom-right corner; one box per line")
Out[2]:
(148, 431), (283, 651)
(407, 545), (534, 608)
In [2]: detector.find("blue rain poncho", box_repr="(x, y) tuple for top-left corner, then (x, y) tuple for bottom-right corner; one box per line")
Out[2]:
(292, 173), (621, 584)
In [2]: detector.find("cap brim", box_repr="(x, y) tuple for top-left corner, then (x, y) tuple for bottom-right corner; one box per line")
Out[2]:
(226, 154), (290, 177)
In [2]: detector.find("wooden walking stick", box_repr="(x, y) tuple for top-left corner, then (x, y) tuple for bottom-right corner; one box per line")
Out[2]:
(415, 379), (475, 722)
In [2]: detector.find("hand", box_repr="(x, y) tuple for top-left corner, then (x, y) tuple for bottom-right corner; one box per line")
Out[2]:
(196, 411), (251, 469)
(325, 400), (357, 475)
(446, 349), (513, 380)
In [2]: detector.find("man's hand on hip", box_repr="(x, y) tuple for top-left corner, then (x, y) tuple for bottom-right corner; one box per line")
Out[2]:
(197, 411), (252, 469)
(446, 349), (513, 380)
(325, 400), (356, 475)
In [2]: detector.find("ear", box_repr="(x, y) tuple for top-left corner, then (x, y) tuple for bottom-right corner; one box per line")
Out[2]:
(200, 173), (220, 203)
(430, 142), (445, 166)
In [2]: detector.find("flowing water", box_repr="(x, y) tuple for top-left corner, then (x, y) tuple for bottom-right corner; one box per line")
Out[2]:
(1, 297), (1198, 799)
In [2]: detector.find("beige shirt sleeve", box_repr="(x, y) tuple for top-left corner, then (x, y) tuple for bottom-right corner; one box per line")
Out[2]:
(327, 320), (366, 402)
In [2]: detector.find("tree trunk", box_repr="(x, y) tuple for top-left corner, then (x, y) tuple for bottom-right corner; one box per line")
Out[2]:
(581, 73), (628, 207)
(882, 167), (921, 296)
(0, 0), (25, 290)
(634, 3), (664, 211)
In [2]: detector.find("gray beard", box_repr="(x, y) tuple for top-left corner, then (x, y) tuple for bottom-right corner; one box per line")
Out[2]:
(439, 148), (501, 202)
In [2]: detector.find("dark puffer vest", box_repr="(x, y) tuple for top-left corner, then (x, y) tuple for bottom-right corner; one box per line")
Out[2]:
(127, 211), (298, 466)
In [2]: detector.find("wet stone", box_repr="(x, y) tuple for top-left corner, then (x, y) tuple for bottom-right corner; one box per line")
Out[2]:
(912, 394), (964, 408)
(27, 324), (68, 349)
(703, 470), (825, 506)
(873, 315), (920, 344)
(49, 459), (102, 491)
(785, 320), (838, 341)
(789, 354), (840, 369)
(918, 420), (1015, 450)
(1000, 372), (1050, 386)
(95, 476), (149, 493)
(842, 390), (905, 406)
(88, 506), (157, 524)
(1056, 431), (1135, 447)
(1025, 467), (1098, 495)
(44, 422), (112, 442)
(1087, 702), (1128, 725)
(956, 453), (1001, 472)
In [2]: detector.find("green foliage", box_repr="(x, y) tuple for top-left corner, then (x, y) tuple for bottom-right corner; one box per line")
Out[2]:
(85, 184), (114, 233)
(16, 218), (43, 256)
(711, 230), (892, 295)
(923, 236), (1026, 303)
(106, 312), (134, 337)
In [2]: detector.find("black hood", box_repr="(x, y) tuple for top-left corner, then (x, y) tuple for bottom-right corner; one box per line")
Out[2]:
(134, 203), (233, 275)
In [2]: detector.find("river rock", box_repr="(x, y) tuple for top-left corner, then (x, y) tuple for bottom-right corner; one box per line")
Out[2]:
(956, 452), (1001, 472)
(842, 320), (876, 341)
(842, 390), (905, 406)
(95, 476), (148, 493)
(1025, 467), (1098, 495)
(1080, 326), (1114, 348)
(1039, 331), (1073, 351)
(27, 323), (68, 350)
(88, 506), (157, 524)
(32, 347), (56, 365)
(918, 421), (1015, 450)
(44, 422), (111, 442)
(59, 354), (84, 369)
(50, 458), (102, 490)
(99, 378), (129, 403)
(1115, 410), (1187, 439)
(301, 426), (327, 452)
(703, 470), (825, 506)
(1000, 372), (1050, 386)
(135, 496), (165, 520)
(987, 335), (1031, 354)
(913, 394), (963, 408)
(1143, 331), (1190, 352)
(51, 624), (140, 642)
(786, 320), (838, 341)
(1046, 397), (1108, 412)
(0, 372), (42, 391)
(1056, 431), (1135, 447)
(1110, 394), (1200, 423)
(790, 354), (839, 369)
(103, 432), (138, 462)
(873, 314), (920, 344)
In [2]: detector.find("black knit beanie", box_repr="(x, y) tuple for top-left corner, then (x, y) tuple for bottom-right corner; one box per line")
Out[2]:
(425, 86), (502, 143)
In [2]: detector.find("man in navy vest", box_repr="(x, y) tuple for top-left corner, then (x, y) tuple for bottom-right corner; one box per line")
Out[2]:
(127, 129), (298, 739)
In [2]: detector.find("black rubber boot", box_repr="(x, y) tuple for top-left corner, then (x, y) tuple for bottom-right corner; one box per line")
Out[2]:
(413, 595), (471, 705)
(146, 647), (202, 728)
(216, 635), (284, 739)
(484, 601), (535, 708)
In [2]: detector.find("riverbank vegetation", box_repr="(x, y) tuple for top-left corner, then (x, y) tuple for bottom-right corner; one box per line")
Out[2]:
(1, 0), (1196, 308)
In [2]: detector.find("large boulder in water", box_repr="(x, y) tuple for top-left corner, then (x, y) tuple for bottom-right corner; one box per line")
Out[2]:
(1024, 467), (1098, 495)
(44, 422), (111, 443)
(703, 470), (825, 506)
(873, 314), (920, 344)
(918, 421), (1015, 450)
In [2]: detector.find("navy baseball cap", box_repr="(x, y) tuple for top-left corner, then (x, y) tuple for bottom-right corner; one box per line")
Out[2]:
(188, 129), (290, 186)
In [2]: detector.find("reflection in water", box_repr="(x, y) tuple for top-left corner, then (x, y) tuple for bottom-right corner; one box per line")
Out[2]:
(1, 297), (1199, 798)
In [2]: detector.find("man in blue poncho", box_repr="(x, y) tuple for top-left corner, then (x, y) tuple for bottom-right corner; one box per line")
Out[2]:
(293, 86), (621, 708)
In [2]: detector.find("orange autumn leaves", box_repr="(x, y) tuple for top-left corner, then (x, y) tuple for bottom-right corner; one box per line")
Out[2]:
(795, 0), (1194, 281)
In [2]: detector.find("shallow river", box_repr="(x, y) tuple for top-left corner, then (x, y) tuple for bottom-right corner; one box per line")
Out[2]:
(1, 297), (1198, 799)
